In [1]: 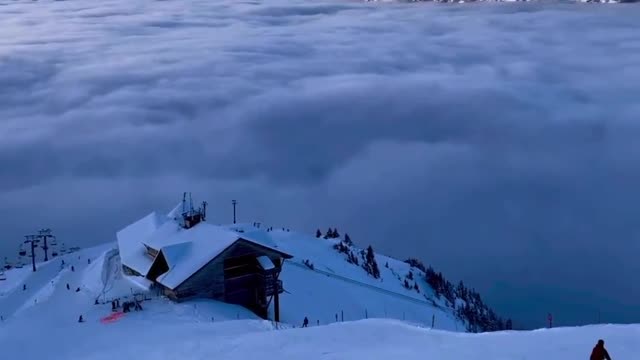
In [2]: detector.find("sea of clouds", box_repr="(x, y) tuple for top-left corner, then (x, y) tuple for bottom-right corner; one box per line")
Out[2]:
(1, 0), (640, 328)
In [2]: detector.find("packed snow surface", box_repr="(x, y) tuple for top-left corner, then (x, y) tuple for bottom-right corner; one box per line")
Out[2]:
(1, 226), (638, 360)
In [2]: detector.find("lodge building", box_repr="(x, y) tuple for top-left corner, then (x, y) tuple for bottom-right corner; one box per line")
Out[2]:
(116, 195), (292, 320)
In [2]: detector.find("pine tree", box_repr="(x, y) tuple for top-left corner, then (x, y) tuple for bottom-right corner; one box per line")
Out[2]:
(324, 228), (333, 239)
(316, 229), (322, 238)
(506, 319), (513, 330)
(365, 246), (380, 279)
(344, 233), (353, 246)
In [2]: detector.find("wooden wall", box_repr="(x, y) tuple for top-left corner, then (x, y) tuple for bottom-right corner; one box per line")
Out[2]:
(174, 255), (226, 299)
(172, 240), (287, 302)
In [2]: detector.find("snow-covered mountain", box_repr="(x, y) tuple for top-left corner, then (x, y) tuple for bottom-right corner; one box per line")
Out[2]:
(0, 223), (469, 330)
(0, 215), (507, 334)
(369, 0), (637, 3)
(1, 222), (638, 360)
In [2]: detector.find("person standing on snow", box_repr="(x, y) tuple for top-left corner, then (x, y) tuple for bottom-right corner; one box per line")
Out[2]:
(590, 339), (612, 360)
(302, 317), (309, 327)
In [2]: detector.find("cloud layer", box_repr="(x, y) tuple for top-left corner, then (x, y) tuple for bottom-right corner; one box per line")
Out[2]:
(1, 0), (640, 328)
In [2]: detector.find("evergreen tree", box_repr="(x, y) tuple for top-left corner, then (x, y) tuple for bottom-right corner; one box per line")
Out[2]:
(332, 228), (340, 238)
(344, 233), (353, 246)
(506, 319), (513, 330)
(404, 258), (427, 273)
(316, 229), (322, 238)
(360, 245), (380, 279)
(324, 228), (333, 239)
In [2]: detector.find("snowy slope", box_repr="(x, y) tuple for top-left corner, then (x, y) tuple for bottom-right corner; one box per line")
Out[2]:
(1, 309), (639, 360)
(0, 223), (463, 330)
(223, 223), (463, 329)
(1, 228), (638, 360)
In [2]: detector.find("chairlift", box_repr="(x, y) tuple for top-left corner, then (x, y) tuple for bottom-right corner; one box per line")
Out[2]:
(14, 261), (24, 269)
(19, 244), (26, 257)
(3, 257), (12, 270)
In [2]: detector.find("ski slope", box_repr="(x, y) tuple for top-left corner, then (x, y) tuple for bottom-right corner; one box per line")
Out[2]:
(0, 224), (461, 330)
(1, 307), (639, 360)
(1, 227), (639, 360)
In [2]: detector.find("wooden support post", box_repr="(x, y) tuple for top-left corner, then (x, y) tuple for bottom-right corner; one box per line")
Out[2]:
(274, 290), (280, 323)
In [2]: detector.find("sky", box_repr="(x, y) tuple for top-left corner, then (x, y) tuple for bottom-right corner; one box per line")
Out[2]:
(1, 0), (640, 329)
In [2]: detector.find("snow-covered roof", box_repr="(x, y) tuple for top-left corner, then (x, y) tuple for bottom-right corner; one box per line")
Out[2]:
(153, 222), (241, 289)
(160, 242), (192, 268)
(116, 211), (166, 275)
(238, 229), (281, 251)
(117, 204), (292, 290)
(256, 255), (275, 271)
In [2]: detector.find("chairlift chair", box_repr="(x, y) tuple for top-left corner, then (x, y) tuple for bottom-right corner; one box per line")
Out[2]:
(19, 244), (26, 257)
(4, 257), (13, 270)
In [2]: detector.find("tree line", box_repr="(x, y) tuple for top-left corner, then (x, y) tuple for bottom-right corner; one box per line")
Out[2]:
(316, 228), (511, 332)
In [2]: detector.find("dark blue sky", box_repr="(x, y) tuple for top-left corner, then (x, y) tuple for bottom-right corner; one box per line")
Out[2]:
(1, 0), (640, 329)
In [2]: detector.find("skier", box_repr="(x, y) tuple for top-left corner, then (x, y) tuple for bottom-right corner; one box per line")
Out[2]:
(23, 284), (26, 291)
(75, 287), (80, 292)
(302, 316), (309, 327)
(78, 315), (84, 323)
(71, 266), (75, 272)
(66, 283), (70, 290)
(590, 339), (612, 360)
